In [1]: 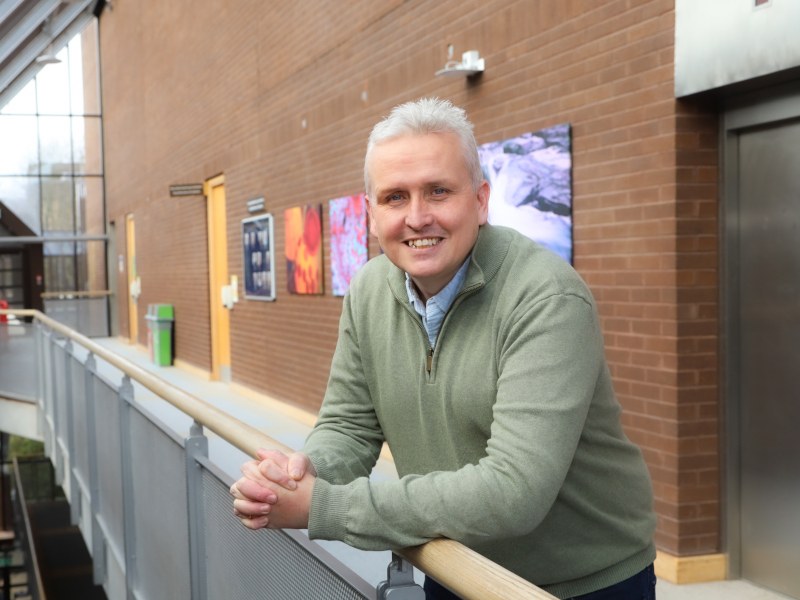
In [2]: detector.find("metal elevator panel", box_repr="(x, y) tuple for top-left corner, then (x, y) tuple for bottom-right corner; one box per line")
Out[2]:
(737, 119), (800, 599)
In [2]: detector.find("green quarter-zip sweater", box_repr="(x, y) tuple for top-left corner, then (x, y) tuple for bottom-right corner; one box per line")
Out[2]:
(304, 224), (656, 599)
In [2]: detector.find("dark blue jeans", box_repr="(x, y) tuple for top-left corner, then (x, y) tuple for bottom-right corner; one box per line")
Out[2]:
(424, 564), (656, 600)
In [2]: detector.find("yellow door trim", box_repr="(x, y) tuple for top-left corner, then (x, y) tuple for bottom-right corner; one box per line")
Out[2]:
(205, 175), (231, 381)
(125, 213), (138, 344)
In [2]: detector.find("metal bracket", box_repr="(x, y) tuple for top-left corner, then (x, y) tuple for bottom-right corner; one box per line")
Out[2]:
(376, 553), (425, 599)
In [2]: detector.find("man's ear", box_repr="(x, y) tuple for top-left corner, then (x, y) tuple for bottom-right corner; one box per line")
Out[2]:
(476, 180), (490, 225)
(366, 197), (378, 237)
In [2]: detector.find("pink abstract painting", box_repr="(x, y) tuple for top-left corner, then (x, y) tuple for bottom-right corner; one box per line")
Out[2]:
(328, 193), (368, 296)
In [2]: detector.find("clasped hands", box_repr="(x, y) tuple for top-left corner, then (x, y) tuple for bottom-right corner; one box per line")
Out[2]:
(230, 448), (316, 530)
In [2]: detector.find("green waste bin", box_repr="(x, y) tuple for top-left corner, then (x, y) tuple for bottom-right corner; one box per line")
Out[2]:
(146, 304), (174, 366)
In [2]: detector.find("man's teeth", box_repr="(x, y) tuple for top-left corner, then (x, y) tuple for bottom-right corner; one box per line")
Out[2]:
(407, 238), (440, 248)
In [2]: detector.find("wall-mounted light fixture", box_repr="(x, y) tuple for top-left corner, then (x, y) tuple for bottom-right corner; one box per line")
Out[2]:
(435, 49), (485, 78)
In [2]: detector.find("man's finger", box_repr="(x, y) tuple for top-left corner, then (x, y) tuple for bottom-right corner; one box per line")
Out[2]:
(239, 459), (261, 477)
(258, 459), (297, 489)
(233, 498), (271, 517)
(238, 513), (269, 530)
(236, 478), (278, 503)
(287, 452), (311, 480)
(256, 448), (290, 468)
(241, 459), (270, 484)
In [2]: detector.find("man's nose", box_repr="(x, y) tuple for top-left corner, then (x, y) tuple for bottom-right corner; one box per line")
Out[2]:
(405, 196), (433, 229)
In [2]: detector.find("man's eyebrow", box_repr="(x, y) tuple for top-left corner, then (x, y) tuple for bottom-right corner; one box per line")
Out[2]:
(374, 178), (460, 196)
(374, 183), (407, 195)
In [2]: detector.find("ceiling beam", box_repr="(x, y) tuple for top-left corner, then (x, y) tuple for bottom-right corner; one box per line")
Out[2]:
(0, 0), (61, 66)
(0, 0), (94, 110)
(0, 0), (27, 26)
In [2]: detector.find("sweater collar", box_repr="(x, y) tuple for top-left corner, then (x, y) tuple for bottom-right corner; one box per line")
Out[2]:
(386, 224), (511, 300)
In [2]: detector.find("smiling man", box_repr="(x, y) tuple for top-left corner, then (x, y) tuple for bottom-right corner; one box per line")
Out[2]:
(365, 128), (489, 302)
(230, 98), (657, 600)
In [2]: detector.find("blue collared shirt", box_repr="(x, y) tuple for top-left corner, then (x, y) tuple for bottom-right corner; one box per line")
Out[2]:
(405, 257), (471, 349)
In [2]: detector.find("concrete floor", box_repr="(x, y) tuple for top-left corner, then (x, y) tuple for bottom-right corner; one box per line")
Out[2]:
(89, 337), (798, 600)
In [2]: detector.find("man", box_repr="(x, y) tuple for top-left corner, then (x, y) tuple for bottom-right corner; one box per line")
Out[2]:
(230, 98), (657, 599)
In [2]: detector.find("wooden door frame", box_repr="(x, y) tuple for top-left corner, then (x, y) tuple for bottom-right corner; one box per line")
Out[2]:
(205, 175), (231, 381)
(125, 213), (138, 344)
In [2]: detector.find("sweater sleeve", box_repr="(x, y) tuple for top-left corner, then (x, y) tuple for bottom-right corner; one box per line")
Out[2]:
(303, 290), (385, 485)
(307, 292), (605, 551)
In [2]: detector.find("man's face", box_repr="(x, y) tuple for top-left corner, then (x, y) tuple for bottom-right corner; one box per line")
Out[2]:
(366, 132), (489, 301)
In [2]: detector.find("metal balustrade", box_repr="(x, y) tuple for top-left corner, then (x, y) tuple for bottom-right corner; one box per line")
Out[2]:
(42, 291), (111, 338)
(0, 309), (555, 600)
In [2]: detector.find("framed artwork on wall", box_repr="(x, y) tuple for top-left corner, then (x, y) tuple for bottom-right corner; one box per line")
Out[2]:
(284, 203), (324, 294)
(478, 123), (573, 263)
(242, 213), (276, 301)
(329, 193), (368, 297)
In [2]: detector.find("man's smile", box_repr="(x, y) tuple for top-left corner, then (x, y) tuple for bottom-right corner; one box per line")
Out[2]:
(406, 237), (443, 249)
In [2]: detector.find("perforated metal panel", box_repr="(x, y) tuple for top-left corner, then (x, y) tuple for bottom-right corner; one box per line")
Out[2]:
(13, 323), (378, 600)
(129, 408), (192, 600)
(0, 321), (37, 398)
(69, 354), (90, 484)
(52, 341), (68, 443)
(41, 331), (55, 416)
(201, 468), (371, 600)
(93, 377), (125, 549)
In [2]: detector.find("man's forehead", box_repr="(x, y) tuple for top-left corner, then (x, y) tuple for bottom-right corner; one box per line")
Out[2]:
(372, 131), (457, 151)
(368, 133), (463, 174)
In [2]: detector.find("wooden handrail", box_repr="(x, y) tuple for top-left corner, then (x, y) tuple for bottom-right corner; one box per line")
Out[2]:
(1, 308), (557, 600)
(40, 290), (112, 299)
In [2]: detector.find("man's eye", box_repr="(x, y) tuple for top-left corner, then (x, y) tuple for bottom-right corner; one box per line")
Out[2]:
(386, 193), (404, 203)
(432, 187), (448, 196)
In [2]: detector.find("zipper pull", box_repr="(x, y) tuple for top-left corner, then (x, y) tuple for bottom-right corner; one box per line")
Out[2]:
(427, 347), (434, 373)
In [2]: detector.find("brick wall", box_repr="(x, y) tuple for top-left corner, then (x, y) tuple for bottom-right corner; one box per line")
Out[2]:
(99, 0), (720, 556)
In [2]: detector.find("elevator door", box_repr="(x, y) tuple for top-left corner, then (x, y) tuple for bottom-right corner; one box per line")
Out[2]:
(736, 119), (800, 599)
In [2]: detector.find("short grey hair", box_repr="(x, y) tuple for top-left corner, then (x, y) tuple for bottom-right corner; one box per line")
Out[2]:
(364, 97), (483, 198)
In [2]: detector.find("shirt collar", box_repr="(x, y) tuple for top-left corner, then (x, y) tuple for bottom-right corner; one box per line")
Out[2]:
(405, 255), (471, 314)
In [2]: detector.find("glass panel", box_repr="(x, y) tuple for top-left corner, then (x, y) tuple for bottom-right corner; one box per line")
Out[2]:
(76, 239), (107, 291)
(75, 177), (104, 235)
(0, 254), (22, 269)
(72, 116), (103, 175)
(75, 20), (101, 115)
(0, 115), (38, 175)
(44, 243), (77, 291)
(0, 79), (37, 115)
(68, 34), (85, 115)
(39, 116), (73, 175)
(41, 176), (75, 234)
(36, 48), (72, 115)
(0, 177), (41, 234)
(0, 267), (24, 287)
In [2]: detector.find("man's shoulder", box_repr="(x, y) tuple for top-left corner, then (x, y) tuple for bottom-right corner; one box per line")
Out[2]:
(347, 254), (396, 296)
(481, 225), (593, 303)
(478, 225), (569, 273)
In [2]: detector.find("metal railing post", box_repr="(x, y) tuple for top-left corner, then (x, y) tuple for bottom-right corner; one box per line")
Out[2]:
(119, 376), (138, 600)
(84, 352), (107, 586)
(377, 553), (425, 599)
(185, 420), (209, 600)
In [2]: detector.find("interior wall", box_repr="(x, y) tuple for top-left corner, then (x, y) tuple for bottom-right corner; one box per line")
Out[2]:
(98, 0), (720, 557)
